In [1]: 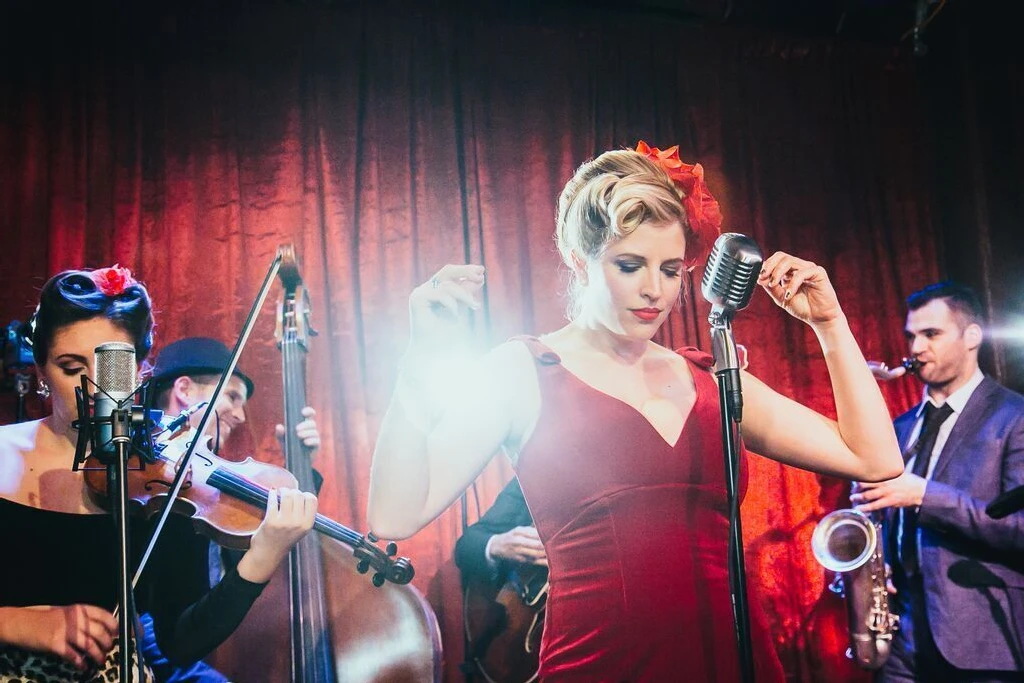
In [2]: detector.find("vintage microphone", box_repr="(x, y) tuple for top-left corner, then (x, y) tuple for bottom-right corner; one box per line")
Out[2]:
(700, 232), (763, 683)
(701, 233), (762, 420)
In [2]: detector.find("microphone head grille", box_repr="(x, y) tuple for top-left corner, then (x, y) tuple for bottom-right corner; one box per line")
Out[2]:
(700, 233), (763, 311)
(94, 342), (137, 396)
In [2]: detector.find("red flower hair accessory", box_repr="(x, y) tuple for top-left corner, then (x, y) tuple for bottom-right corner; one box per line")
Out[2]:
(90, 264), (137, 296)
(635, 141), (723, 269)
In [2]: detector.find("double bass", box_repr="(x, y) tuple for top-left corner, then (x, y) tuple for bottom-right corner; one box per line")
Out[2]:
(207, 245), (443, 682)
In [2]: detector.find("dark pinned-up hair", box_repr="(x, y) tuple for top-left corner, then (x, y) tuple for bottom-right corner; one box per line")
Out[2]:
(31, 269), (155, 366)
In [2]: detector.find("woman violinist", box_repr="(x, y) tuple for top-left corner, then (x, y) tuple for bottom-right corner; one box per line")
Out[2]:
(367, 143), (904, 681)
(0, 266), (317, 682)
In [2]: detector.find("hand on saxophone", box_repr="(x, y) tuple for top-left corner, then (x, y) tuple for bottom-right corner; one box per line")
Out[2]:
(867, 360), (906, 381)
(850, 473), (925, 512)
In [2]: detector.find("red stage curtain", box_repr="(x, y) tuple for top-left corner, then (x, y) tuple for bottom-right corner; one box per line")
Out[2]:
(0, 3), (941, 681)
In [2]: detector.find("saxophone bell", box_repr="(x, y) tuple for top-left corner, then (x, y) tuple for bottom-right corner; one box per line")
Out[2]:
(812, 508), (899, 670)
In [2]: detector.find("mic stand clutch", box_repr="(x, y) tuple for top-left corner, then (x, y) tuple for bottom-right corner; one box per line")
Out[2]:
(709, 309), (756, 683)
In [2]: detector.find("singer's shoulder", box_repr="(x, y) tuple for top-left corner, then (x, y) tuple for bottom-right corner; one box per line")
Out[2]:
(0, 420), (44, 458)
(0, 419), (43, 442)
(672, 346), (715, 371)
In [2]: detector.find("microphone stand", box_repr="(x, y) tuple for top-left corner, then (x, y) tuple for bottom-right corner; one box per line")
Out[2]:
(73, 380), (150, 682)
(709, 307), (755, 683)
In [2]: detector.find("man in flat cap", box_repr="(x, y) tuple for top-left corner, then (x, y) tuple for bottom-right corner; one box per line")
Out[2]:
(151, 336), (319, 452)
(140, 336), (321, 682)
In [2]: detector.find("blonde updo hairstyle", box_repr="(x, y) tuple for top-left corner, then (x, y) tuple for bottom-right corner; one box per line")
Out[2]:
(555, 149), (689, 318)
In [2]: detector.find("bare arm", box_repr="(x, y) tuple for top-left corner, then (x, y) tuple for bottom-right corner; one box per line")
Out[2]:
(367, 265), (529, 539)
(741, 253), (903, 482)
(368, 349), (520, 539)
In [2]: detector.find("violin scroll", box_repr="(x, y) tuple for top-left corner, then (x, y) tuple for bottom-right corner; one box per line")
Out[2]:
(354, 532), (416, 587)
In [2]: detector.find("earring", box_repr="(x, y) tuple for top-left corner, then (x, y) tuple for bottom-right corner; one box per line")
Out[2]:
(37, 379), (51, 399)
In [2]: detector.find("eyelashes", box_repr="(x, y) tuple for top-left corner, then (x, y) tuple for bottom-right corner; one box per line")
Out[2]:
(614, 261), (682, 278)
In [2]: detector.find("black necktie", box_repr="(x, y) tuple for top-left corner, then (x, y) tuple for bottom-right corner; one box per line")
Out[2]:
(900, 402), (955, 575)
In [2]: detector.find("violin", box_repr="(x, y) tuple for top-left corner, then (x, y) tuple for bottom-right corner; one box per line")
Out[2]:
(82, 428), (413, 586)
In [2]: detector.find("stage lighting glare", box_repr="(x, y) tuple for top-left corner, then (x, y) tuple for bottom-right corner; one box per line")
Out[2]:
(415, 344), (487, 410)
(985, 327), (1024, 342)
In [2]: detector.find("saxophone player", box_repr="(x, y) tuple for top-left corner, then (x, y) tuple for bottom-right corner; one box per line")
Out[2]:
(852, 281), (1024, 683)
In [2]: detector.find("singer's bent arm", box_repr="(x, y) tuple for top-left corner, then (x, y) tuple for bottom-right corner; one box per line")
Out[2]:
(740, 316), (903, 482)
(367, 341), (533, 540)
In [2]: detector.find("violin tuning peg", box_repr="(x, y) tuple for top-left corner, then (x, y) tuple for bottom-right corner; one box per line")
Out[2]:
(356, 559), (370, 574)
(366, 531), (379, 543)
(386, 541), (397, 556)
(372, 572), (386, 588)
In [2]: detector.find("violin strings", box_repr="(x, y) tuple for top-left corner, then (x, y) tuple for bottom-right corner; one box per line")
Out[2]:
(206, 466), (363, 546)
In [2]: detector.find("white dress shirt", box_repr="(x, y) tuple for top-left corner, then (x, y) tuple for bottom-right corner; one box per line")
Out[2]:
(905, 368), (985, 479)
(898, 368), (985, 565)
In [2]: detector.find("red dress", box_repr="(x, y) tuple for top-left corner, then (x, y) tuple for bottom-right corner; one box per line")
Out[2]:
(512, 338), (785, 682)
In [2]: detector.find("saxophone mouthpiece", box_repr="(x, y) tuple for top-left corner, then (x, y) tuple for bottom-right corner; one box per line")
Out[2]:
(901, 357), (923, 374)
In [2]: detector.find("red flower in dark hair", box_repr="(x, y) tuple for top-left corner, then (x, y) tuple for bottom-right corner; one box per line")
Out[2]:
(90, 264), (137, 296)
(635, 141), (723, 269)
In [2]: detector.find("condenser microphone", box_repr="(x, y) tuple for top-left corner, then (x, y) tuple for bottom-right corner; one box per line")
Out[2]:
(700, 233), (763, 322)
(93, 342), (137, 456)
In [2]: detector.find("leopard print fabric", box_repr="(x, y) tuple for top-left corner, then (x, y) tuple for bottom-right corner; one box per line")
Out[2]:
(0, 640), (154, 683)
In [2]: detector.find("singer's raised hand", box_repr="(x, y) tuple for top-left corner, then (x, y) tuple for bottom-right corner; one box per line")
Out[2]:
(757, 252), (841, 326)
(408, 265), (485, 348)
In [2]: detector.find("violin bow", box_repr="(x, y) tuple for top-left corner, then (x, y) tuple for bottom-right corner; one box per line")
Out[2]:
(132, 250), (285, 586)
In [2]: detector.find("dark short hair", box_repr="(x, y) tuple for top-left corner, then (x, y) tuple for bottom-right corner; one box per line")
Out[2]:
(906, 280), (985, 328)
(31, 270), (155, 366)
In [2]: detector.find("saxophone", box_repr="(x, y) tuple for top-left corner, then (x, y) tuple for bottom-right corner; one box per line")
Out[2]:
(811, 507), (899, 670)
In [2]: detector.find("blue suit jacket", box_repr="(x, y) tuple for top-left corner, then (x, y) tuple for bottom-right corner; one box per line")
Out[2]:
(887, 376), (1024, 670)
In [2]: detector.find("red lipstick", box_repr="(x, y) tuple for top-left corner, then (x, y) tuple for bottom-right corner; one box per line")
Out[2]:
(631, 308), (661, 322)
